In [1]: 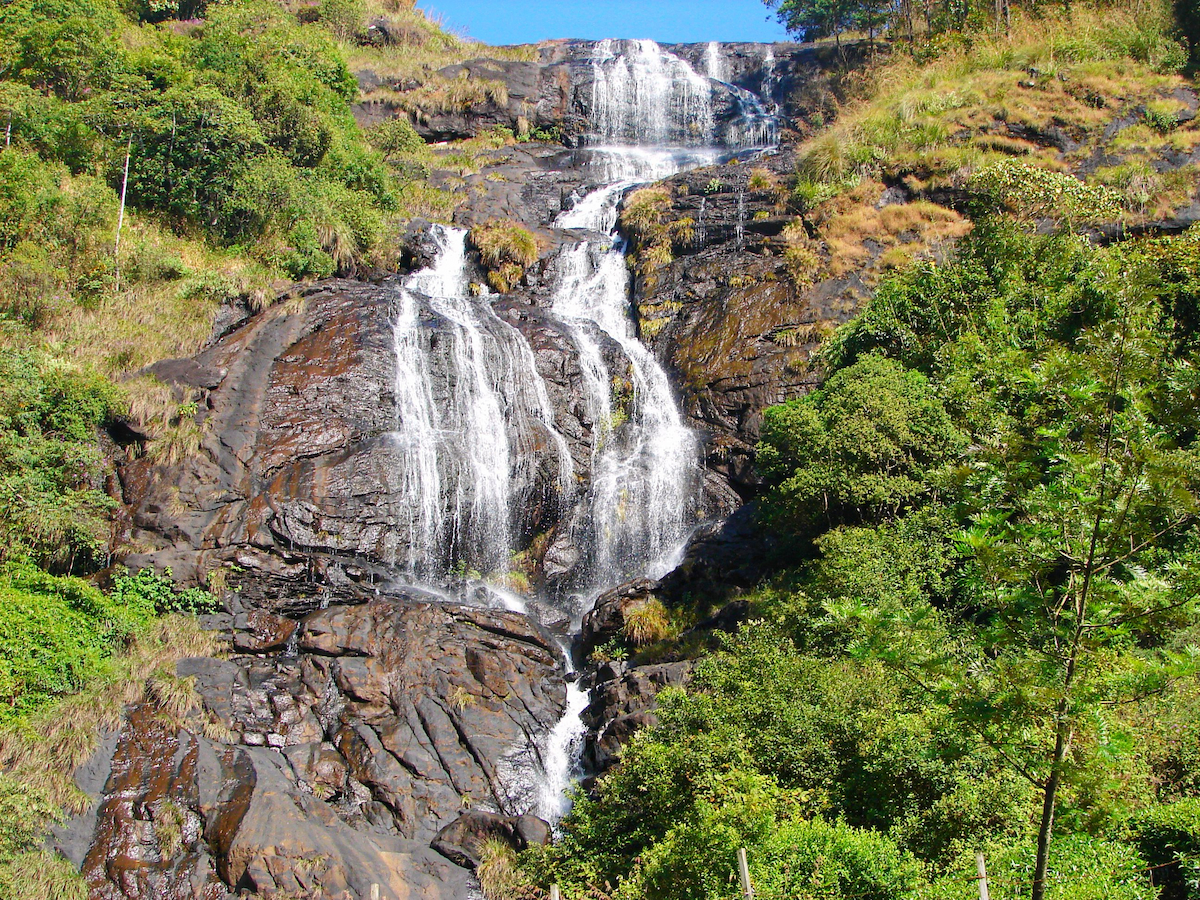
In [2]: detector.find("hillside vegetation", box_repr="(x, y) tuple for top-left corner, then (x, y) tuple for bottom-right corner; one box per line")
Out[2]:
(511, 5), (1200, 900)
(0, 0), (499, 894)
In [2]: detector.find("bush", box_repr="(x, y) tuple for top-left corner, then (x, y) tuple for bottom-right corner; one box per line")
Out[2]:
(0, 565), (155, 720)
(1129, 799), (1200, 900)
(0, 348), (118, 571)
(752, 817), (923, 900)
(469, 220), (540, 292)
(622, 598), (671, 646)
(110, 568), (220, 615)
(757, 354), (964, 531)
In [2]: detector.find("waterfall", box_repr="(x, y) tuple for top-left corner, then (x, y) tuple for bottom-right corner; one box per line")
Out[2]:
(736, 189), (747, 249)
(589, 39), (716, 147)
(704, 41), (728, 83)
(762, 47), (779, 103)
(390, 226), (573, 579)
(386, 37), (783, 828)
(549, 215), (698, 594)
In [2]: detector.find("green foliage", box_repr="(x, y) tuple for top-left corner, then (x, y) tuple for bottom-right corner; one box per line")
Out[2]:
(924, 835), (1155, 900)
(0, 563), (214, 724)
(0, 0), (398, 279)
(0, 347), (118, 571)
(0, 564), (155, 720)
(764, 0), (891, 45)
(111, 568), (220, 615)
(1128, 799), (1200, 900)
(969, 159), (1124, 225)
(1178, 0), (1200, 68)
(757, 354), (965, 530)
(752, 817), (924, 900)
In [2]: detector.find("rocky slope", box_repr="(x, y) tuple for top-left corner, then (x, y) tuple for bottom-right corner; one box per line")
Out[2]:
(69, 31), (1200, 899)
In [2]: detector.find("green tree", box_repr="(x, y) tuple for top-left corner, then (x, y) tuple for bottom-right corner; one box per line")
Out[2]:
(757, 354), (965, 532)
(827, 229), (1200, 900)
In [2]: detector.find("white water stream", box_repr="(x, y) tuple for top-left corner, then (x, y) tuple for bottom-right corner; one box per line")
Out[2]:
(388, 38), (780, 826)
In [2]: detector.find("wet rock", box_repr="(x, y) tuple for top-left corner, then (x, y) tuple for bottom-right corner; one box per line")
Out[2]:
(581, 661), (694, 773)
(355, 40), (811, 145)
(79, 597), (567, 898)
(120, 277), (613, 603)
(231, 610), (297, 654)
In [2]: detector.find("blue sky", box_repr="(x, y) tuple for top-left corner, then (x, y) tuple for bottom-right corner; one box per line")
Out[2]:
(418, 1), (792, 45)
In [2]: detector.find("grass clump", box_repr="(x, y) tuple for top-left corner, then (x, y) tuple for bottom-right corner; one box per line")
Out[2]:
(620, 186), (695, 278)
(476, 837), (523, 900)
(0, 609), (219, 898)
(781, 220), (824, 289)
(469, 221), (540, 293)
(792, 2), (1191, 216)
(814, 181), (971, 279)
(622, 598), (672, 647)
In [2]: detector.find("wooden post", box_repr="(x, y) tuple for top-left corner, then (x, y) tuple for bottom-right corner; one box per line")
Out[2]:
(370, 884), (381, 900)
(114, 133), (132, 293)
(550, 885), (562, 900)
(737, 848), (754, 900)
(976, 852), (990, 900)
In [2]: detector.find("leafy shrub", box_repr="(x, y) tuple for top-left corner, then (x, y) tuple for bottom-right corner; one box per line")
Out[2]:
(757, 354), (965, 530)
(1129, 799), (1200, 900)
(0, 348), (118, 572)
(368, 117), (426, 159)
(752, 817), (923, 900)
(969, 159), (1124, 225)
(924, 836), (1155, 900)
(0, 565), (155, 720)
(111, 568), (221, 615)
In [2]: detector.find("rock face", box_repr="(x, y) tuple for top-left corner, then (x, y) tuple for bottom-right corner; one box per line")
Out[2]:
(580, 659), (694, 774)
(355, 40), (823, 144)
(622, 146), (844, 498)
(80, 35), (843, 900)
(77, 598), (565, 899)
(122, 275), (650, 603)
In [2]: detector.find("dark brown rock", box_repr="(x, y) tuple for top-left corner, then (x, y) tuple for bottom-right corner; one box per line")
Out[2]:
(231, 610), (297, 653)
(431, 810), (552, 869)
(577, 577), (659, 657)
(76, 594), (568, 898)
(581, 661), (694, 773)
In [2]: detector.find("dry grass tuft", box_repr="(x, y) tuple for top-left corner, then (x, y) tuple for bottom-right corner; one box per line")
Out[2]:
(476, 837), (523, 900)
(469, 221), (541, 292)
(622, 598), (672, 647)
(817, 182), (971, 278)
(781, 220), (824, 290)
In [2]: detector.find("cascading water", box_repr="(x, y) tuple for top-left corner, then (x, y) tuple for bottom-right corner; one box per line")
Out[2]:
(390, 226), (573, 579)
(389, 37), (780, 830)
(589, 39), (716, 147)
(549, 191), (699, 596)
(704, 41), (728, 83)
(518, 41), (780, 824)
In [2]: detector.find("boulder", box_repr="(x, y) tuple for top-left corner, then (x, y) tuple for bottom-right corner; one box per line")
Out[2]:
(74, 597), (568, 898)
(577, 577), (659, 658)
(431, 810), (552, 869)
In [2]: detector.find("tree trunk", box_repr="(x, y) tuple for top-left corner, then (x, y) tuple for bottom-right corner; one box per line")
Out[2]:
(1032, 713), (1071, 900)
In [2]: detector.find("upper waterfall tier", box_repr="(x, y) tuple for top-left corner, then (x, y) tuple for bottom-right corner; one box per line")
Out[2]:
(579, 39), (777, 150)
(364, 38), (798, 149)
